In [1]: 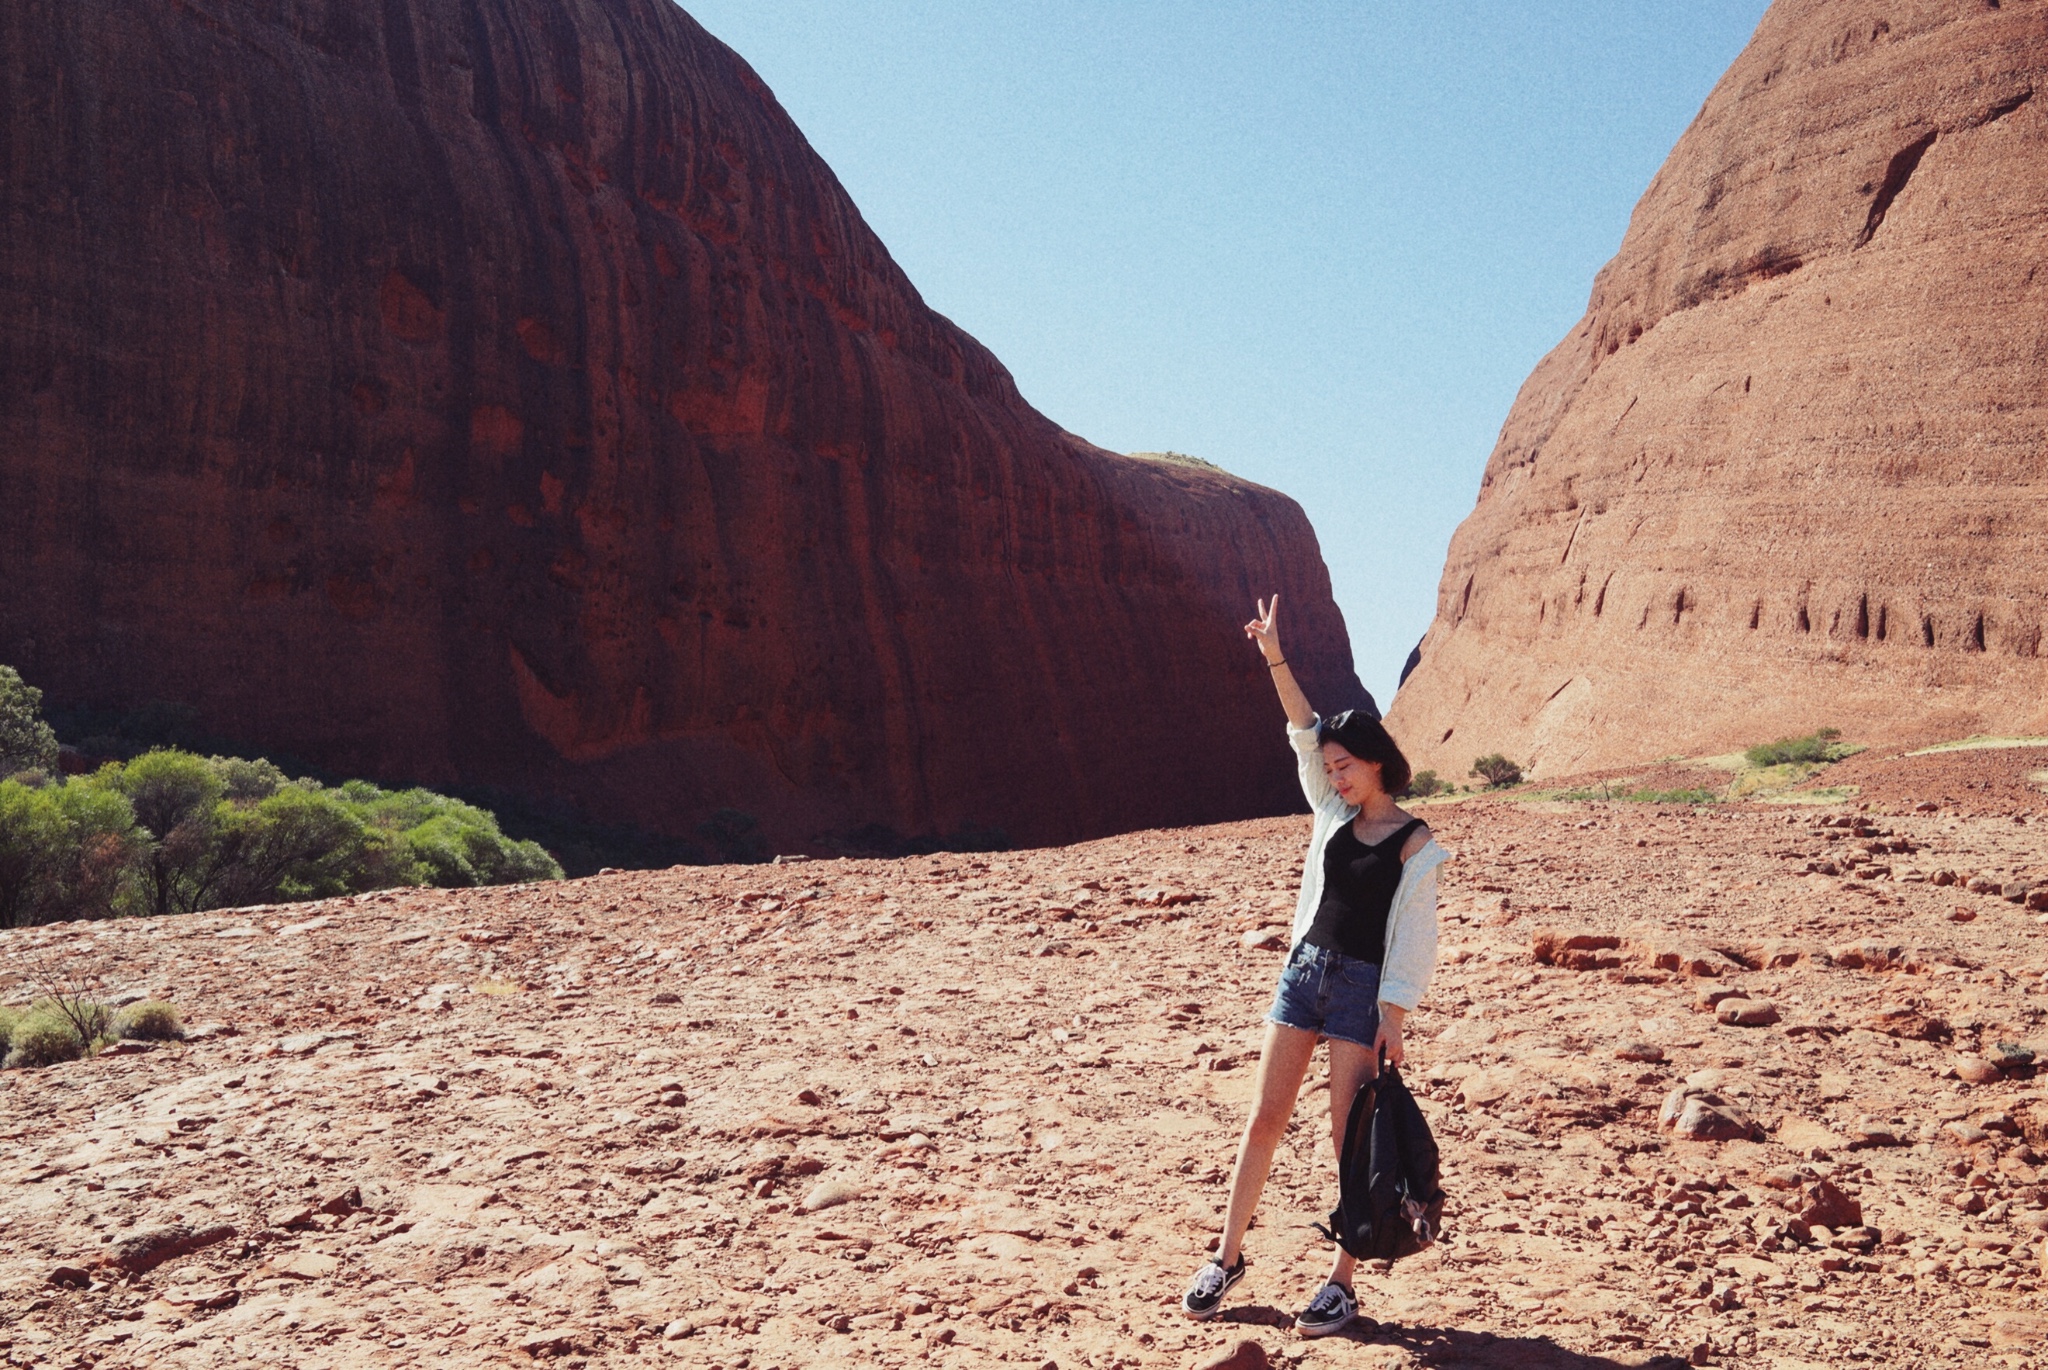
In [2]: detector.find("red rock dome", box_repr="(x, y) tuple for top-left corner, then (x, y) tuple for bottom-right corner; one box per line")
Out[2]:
(0, 0), (1366, 849)
(1390, 0), (2048, 779)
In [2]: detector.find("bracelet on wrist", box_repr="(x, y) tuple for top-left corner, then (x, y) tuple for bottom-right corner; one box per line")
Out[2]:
(1266, 657), (1287, 669)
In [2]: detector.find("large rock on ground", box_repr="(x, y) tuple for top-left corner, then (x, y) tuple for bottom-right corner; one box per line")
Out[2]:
(0, 0), (1365, 849)
(1390, 0), (2048, 779)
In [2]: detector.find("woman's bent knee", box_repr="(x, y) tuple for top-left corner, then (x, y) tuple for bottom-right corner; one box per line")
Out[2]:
(1244, 1104), (1292, 1146)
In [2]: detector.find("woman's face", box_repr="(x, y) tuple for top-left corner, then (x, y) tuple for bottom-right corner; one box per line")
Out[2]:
(1321, 741), (1385, 807)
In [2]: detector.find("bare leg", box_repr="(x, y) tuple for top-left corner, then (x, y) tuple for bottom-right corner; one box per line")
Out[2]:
(1215, 1021), (1318, 1266)
(1322, 1037), (1382, 1289)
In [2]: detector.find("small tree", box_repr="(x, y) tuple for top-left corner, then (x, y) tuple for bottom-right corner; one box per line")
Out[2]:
(206, 784), (374, 907)
(0, 666), (59, 780)
(1470, 754), (1523, 788)
(21, 948), (112, 1051)
(1405, 770), (1444, 798)
(0, 780), (142, 927)
(107, 749), (226, 915)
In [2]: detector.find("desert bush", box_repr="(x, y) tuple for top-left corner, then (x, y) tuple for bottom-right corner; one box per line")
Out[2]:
(205, 783), (377, 906)
(0, 1005), (18, 1057)
(0, 666), (60, 781)
(1470, 754), (1524, 788)
(1744, 728), (1846, 768)
(0, 726), (562, 922)
(0, 779), (145, 927)
(109, 749), (227, 915)
(3, 1008), (92, 1068)
(114, 1000), (184, 1041)
(32, 989), (111, 1050)
(1405, 770), (1445, 798)
(92, 753), (560, 912)
(1549, 782), (1721, 805)
(211, 755), (289, 802)
(337, 782), (562, 886)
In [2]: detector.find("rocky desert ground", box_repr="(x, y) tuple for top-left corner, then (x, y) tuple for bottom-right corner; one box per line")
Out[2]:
(5, 743), (2047, 1370)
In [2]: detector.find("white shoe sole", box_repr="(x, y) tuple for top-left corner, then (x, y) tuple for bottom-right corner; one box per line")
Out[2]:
(1295, 1308), (1355, 1338)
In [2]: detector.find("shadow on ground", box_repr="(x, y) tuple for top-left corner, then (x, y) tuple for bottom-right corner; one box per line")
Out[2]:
(1214, 1308), (1689, 1368)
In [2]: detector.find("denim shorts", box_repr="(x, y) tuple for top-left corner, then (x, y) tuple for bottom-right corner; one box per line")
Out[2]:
(1266, 942), (1382, 1047)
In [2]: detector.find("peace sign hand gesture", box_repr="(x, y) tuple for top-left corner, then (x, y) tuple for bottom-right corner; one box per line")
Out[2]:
(1244, 595), (1282, 665)
(1248, 595), (1314, 729)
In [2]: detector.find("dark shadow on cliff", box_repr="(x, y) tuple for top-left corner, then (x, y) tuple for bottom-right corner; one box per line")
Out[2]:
(1211, 1308), (1687, 1369)
(454, 785), (717, 876)
(49, 699), (326, 775)
(827, 821), (1011, 860)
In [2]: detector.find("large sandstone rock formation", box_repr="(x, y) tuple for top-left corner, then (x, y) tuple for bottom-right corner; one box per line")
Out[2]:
(1390, 0), (2048, 779)
(0, 0), (1366, 849)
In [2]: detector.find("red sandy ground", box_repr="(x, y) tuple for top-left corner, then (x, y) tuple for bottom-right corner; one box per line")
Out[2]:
(2, 746), (2045, 1370)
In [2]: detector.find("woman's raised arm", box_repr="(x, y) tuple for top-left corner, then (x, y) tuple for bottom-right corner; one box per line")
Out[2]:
(1244, 595), (1315, 730)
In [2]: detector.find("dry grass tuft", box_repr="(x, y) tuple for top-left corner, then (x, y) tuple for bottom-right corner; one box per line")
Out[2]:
(3, 1010), (90, 1069)
(114, 1001), (185, 1041)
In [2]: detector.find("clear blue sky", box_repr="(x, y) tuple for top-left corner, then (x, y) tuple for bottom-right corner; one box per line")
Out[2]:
(682, 1), (1773, 707)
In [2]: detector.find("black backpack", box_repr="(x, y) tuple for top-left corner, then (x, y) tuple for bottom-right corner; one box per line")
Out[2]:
(1315, 1063), (1446, 1262)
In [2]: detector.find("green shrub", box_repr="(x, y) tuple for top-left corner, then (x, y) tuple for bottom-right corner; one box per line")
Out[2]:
(1470, 754), (1524, 788)
(1549, 783), (1722, 805)
(0, 666), (59, 780)
(108, 749), (226, 915)
(89, 752), (561, 913)
(341, 784), (563, 886)
(0, 1006), (18, 1057)
(209, 783), (375, 906)
(114, 1001), (184, 1041)
(0, 778), (145, 927)
(32, 993), (111, 1047)
(210, 756), (288, 802)
(0, 680), (564, 924)
(1744, 728), (1846, 768)
(1405, 770), (1444, 798)
(3, 1010), (90, 1068)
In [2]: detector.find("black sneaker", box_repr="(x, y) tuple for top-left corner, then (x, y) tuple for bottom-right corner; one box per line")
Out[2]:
(1181, 1253), (1247, 1320)
(1294, 1281), (1356, 1337)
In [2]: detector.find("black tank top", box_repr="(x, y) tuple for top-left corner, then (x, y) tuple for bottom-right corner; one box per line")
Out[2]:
(1304, 817), (1425, 963)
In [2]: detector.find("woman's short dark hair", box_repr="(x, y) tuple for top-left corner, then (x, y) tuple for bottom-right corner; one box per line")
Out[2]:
(1317, 709), (1413, 797)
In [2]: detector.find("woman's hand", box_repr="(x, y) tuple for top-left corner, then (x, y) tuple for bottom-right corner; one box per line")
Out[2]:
(1250, 595), (1314, 728)
(1244, 595), (1282, 662)
(1373, 1003), (1407, 1069)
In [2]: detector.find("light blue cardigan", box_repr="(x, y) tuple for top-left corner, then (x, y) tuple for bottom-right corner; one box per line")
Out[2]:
(1286, 717), (1448, 1012)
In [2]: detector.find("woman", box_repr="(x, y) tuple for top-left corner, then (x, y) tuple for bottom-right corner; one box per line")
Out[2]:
(1181, 595), (1448, 1337)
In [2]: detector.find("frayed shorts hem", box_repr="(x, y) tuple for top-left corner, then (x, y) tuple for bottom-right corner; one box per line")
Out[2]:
(1262, 1013), (1378, 1049)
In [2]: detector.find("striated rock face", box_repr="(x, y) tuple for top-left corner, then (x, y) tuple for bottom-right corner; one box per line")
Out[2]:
(0, 0), (1365, 849)
(1390, 0), (2048, 779)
